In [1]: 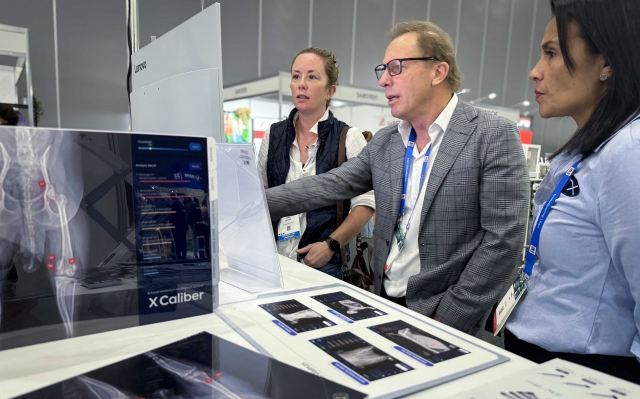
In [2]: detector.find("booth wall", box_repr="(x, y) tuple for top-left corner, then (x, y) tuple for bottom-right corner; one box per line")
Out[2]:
(0, 0), (578, 155)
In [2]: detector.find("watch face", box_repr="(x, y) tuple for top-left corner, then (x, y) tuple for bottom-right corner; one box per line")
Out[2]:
(327, 238), (340, 253)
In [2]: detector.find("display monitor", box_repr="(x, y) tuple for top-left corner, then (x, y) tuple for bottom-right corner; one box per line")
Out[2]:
(13, 332), (366, 399)
(0, 126), (218, 350)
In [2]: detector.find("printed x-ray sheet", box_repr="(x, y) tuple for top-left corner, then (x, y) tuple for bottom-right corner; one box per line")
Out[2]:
(447, 358), (640, 399)
(219, 285), (508, 399)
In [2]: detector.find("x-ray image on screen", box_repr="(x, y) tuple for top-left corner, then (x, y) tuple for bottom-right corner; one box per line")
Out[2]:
(14, 332), (366, 399)
(0, 127), (216, 351)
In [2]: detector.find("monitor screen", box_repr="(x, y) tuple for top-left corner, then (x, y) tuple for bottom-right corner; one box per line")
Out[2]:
(13, 332), (366, 399)
(0, 126), (217, 350)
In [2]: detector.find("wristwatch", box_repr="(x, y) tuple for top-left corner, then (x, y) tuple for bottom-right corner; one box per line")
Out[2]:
(324, 237), (341, 254)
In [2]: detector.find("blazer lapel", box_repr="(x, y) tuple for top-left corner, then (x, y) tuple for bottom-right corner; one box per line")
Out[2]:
(420, 101), (478, 223)
(388, 129), (406, 225)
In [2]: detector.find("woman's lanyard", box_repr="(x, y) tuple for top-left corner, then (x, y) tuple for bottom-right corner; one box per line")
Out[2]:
(494, 156), (582, 333)
(391, 128), (432, 258)
(524, 157), (583, 277)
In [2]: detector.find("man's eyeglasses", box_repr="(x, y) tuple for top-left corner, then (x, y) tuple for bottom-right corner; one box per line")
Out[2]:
(374, 57), (439, 80)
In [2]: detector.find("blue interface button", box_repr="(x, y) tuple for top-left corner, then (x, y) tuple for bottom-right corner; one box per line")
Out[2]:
(189, 162), (202, 170)
(189, 143), (201, 151)
(331, 362), (369, 385)
(272, 320), (297, 336)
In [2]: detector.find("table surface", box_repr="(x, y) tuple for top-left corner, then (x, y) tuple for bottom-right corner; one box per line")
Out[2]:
(0, 256), (536, 399)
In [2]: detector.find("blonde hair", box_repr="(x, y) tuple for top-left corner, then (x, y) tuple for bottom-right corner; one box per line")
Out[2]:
(389, 21), (462, 92)
(292, 47), (339, 107)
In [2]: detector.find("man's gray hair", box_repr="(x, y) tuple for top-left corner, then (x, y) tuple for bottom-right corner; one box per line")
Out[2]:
(390, 21), (462, 92)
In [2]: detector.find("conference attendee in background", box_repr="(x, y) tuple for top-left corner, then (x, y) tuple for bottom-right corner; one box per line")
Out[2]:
(0, 104), (18, 126)
(258, 47), (375, 280)
(505, 0), (640, 383)
(266, 21), (529, 342)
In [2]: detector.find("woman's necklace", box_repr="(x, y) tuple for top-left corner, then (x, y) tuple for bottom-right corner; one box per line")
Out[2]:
(295, 119), (316, 149)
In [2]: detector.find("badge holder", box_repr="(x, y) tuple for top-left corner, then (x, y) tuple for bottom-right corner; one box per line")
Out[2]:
(493, 266), (528, 336)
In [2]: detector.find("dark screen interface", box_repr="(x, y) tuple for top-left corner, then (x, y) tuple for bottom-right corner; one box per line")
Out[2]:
(132, 134), (210, 263)
(14, 332), (367, 399)
(0, 128), (214, 351)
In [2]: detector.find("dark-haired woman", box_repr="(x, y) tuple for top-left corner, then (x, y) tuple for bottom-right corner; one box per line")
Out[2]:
(258, 47), (374, 280)
(505, 0), (640, 383)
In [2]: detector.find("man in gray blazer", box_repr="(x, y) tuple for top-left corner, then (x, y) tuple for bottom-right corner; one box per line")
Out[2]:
(266, 20), (529, 339)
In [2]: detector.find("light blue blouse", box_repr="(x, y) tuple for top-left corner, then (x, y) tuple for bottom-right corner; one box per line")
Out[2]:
(507, 116), (640, 360)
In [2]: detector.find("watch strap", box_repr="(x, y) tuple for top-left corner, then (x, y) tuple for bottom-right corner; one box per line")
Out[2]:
(325, 237), (341, 253)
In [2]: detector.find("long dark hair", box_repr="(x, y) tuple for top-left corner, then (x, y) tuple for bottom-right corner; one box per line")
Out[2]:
(550, 0), (640, 159)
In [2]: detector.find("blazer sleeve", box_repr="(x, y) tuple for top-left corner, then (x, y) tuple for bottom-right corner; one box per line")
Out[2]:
(266, 141), (374, 221)
(435, 117), (530, 333)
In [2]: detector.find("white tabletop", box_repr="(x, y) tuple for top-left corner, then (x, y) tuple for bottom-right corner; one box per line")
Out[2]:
(0, 255), (536, 399)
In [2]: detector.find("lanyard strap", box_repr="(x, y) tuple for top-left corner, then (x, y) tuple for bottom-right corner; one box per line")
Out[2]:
(524, 157), (582, 276)
(523, 115), (640, 276)
(399, 128), (432, 220)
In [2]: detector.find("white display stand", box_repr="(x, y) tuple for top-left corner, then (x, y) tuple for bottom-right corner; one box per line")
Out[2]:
(0, 23), (34, 126)
(219, 284), (508, 399)
(129, 4), (224, 143)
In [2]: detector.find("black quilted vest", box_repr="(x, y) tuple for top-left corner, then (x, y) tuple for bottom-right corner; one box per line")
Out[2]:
(267, 108), (348, 263)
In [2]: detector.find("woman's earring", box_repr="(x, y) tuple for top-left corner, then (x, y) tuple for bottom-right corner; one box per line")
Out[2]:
(599, 74), (609, 81)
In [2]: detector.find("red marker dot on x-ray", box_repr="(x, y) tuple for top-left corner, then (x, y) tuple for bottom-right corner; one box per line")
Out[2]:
(38, 181), (46, 188)
(47, 263), (54, 269)
(48, 254), (55, 261)
(205, 378), (213, 383)
(69, 258), (76, 264)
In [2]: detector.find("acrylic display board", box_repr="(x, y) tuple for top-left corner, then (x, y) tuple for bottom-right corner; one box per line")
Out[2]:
(216, 143), (283, 293)
(12, 331), (366, 399)
(449, 358), (640, 399)
(0, 127), (218, 350)
(219, 284), (509, 399)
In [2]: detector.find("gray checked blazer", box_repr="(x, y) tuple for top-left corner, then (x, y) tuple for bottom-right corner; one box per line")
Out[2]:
(266, 100), (530, 336)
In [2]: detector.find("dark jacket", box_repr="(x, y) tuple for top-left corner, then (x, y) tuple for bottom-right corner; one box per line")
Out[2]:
(267, 108), (348, 264)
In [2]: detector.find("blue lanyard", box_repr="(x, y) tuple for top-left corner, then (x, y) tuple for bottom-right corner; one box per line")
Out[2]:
(524, 157), (582, 276)
(398, 128), (432, 225)
(524, 115), (640, 277)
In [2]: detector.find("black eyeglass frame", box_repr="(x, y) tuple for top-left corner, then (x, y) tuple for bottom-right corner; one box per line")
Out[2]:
(374, 57), (440, 80)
